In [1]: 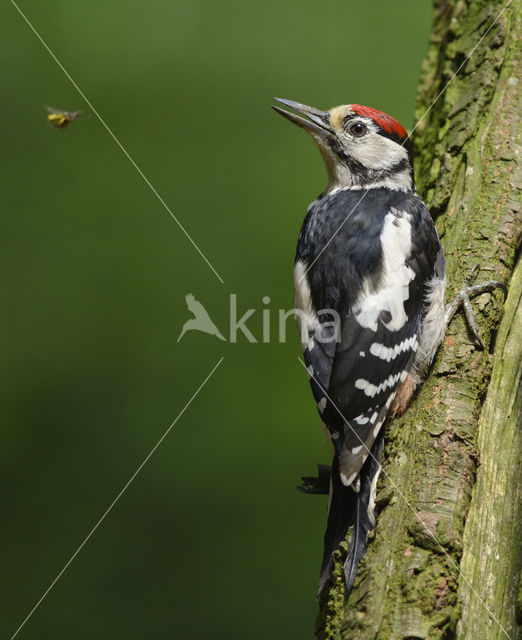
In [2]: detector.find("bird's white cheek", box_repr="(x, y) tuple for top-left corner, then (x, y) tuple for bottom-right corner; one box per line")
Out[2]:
(348, 136), (408, 171)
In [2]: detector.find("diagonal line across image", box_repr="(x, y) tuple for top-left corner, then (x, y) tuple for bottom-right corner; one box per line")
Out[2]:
(297, 357), (513, 640)
(9, 0), (224, 285)
(10, 357), (224, 639)
(296, 0), (513, 285)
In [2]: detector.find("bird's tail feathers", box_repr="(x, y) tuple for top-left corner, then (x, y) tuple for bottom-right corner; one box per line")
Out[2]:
(318, 429), (385, 596)
(318, 456), (356, 595)
(343, 430), (385, 593)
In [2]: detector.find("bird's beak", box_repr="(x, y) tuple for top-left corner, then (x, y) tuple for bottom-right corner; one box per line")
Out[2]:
(272, 98), (332, 140)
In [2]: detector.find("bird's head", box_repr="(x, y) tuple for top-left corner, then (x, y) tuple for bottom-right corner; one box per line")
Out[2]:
(272, 98), (413, 193)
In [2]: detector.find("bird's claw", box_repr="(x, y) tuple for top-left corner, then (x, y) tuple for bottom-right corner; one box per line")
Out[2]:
(445, 264), (507, 349)
(297, 463), (331, 494)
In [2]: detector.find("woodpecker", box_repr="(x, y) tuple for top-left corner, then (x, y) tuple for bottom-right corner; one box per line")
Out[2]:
(272, 98), (505, 596)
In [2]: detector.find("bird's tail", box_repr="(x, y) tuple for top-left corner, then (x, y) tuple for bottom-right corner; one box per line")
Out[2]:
(318, 429), (385, 596)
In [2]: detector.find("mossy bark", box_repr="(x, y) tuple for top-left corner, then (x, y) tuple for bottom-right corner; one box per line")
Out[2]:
(316, 1), (521, 638)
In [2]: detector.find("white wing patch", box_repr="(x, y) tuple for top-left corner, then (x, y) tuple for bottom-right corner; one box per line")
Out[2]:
(355, 370), (408, 398)
(370, 336), (418, 361)
(353, 209), (415, 332)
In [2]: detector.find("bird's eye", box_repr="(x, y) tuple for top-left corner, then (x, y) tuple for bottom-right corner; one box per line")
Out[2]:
(350, 121), (367, 137)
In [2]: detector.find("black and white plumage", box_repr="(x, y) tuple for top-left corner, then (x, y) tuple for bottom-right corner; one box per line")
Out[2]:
(273, 98), (447, 594)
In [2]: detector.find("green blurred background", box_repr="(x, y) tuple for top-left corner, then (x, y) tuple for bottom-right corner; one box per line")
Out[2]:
(1, 1), (432, 637)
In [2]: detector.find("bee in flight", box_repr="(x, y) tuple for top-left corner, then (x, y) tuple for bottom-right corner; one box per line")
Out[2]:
(45, 106), (82, 129)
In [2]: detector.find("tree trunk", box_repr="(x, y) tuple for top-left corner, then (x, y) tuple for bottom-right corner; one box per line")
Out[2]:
(316, 1), (521, 638)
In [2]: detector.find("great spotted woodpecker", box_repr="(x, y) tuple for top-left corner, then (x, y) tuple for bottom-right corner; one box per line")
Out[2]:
(272, 98), (505, 595)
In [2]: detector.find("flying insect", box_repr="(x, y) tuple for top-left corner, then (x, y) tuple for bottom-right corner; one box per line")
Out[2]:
(45, 106), (81, 129)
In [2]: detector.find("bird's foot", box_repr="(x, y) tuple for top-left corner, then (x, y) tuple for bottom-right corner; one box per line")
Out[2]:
(445, 264), (507, 348)
(297, 463), (331, 494)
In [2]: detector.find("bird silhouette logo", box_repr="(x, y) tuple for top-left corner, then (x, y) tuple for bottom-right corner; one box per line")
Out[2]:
(177, 294), (226, 342)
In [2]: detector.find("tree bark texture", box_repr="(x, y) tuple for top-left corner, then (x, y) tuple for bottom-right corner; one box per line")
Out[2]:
(316, 1), (521, 638)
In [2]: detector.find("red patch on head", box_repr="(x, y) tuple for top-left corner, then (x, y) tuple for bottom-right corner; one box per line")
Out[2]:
(350, 105), (408, 140)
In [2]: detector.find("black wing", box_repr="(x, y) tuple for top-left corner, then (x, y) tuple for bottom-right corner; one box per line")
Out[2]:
(297, 189), (441, 485)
